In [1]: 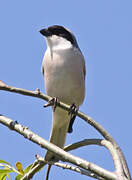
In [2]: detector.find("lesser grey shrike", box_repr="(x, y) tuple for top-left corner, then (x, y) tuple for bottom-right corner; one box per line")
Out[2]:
(40, 25), (86, 161)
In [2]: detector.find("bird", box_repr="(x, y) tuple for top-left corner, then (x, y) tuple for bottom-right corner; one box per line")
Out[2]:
(40, 25), (86, 162)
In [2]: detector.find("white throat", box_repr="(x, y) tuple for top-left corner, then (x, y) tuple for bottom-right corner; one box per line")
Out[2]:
(46, 35), (72, 52)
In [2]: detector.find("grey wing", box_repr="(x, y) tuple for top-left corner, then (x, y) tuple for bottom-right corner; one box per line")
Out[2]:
(82, 56), (86, 80)
(83, 61), (86, 80)
(79, 49), (86, 80)
(41, 59), (44, 76)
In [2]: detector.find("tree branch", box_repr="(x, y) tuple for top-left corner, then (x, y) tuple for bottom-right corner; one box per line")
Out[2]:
(0, 115), (117, 180)
(64, 139), (105, 151)
(64, 139), (126, 179)
(0, 82), (131, 179)
(76, 112), (130, 180)
(34, 157), (106, 180)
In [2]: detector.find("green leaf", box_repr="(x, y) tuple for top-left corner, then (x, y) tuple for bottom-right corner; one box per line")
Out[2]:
(0, 169), (13, 174)
(23, 164), (32, 174)
(15, 164), (33, 180)
(0, 164), (19, 175)
(16, 162), (24, 175)
(15, 174), (23, 180)
(0, 173), (7, 180)
(0, 171), (11, 180)
(0, 160), (11, 166)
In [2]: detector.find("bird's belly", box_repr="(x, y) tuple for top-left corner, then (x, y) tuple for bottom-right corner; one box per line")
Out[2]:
(45, 67), (84, 106)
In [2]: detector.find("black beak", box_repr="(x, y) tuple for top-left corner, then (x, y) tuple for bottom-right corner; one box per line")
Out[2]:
(39, 28), (51, 37)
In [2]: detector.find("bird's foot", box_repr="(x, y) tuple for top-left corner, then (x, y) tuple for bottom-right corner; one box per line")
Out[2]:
(68, 103), (78, 133)
(43, 97), (59, 112)
(68, 103), (77, 116)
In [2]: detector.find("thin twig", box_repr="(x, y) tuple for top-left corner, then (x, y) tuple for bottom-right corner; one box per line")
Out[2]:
(37, 157), (106, 180)
(22, 162), (47, 180)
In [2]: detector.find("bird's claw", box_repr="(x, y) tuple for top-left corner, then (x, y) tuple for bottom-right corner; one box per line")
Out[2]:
(43, 97), (59, 112)
(68, 103), (77, 116)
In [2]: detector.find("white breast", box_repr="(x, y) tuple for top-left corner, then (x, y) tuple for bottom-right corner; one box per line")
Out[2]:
(42, 36), (85, 106)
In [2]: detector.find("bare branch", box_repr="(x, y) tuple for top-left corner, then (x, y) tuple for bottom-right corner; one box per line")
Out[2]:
(64, 139), (103, 151)
(36, 157), (106, 180)
(22, 162), (47, 180)
(0, 83), (131, 179)
(76, 111), (130, 180)
(64, 139), (126, 179)
(0, 115), (117, 180)
(0, 82), (50, 102)
(53, 162), (105, 180)
(101, 140), (126, 179)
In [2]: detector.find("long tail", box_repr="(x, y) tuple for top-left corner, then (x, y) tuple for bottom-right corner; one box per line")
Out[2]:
(45, 107), (70, 161)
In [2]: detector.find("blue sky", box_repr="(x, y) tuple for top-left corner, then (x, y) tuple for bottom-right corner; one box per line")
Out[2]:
(0, 0), (132, 179)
